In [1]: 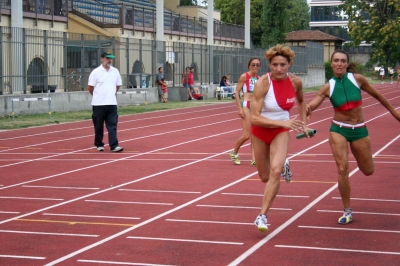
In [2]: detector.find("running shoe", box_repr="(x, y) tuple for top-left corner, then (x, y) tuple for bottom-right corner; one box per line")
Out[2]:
(281, 158), (293, 183)
(111, 146), (124, 152)
(97, 146), (104, 151)
(230, 151), (241, 165)
(254, 214), (268, 233)
(338, 211), (353, 225)
(250, 160), (256, 166)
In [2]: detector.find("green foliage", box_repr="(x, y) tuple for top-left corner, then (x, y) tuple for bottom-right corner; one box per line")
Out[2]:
(180, 0), (198, 6)
(214, 0), (310, 48)
(340, 0), (400, 65)
(324, 61), (333, 82)
(261, 0), (287, 47)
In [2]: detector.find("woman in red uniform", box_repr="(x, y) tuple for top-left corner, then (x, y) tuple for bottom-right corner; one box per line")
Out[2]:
(307, 50), (400, 224)
(251, 45), (311, 233)
(230, 58), (261, 166)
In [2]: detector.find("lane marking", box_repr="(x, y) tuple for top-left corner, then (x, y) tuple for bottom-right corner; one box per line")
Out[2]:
(77, 259), (176, 265)
(0, 229), (99, 237)
(332, 197), (400, 203)
(85, 200), (173, 206)
(299, 225), (400, 234)
(317, 210), (400, 216)
(196, 205), (292, 211)
(0, 254), (45, 259)
(16, 219), (135, 227)
(0, 211), (20, 214)
(166, 219), (254, 225)
(119, 189), (201, 194)
(127, 236), (243, 245)
(22, 185), (100, 190)
(275, 245), (400, 255)
(0, 104), (233, 141)
(42, 213), (140, 220)
(0, 196), (63, 201)
(228, 134), (400, 266)
(246, 178), (338, 183)
(222, 192), (309, 198)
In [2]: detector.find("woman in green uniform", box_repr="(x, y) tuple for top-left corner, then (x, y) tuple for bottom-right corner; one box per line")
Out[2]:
(307, 50), (400, 225)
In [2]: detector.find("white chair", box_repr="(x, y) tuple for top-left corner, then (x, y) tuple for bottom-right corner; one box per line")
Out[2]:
(216, 87), (228, 98)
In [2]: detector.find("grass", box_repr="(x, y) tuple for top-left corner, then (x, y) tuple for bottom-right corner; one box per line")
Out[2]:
(0, 98), (234, 130)
(0, 85), (325, 130)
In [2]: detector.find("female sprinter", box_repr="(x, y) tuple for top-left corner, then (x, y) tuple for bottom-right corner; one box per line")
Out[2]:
(251, 45), (311, 233)
(230, 58), (261, 166)
(307, 50), (400, 225)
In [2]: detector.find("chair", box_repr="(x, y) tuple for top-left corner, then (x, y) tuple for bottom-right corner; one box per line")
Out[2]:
(215, 87), (228, 98)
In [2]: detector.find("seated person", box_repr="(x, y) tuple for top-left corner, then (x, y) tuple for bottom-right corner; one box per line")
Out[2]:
(219, 75), (233, 96)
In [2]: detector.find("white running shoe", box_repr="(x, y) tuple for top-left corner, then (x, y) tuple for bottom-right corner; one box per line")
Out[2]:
(111, 146), (124, 152)
(281, 158), (293, 183)
(97, 146), (104, 151)
(254, 214), (268, 233)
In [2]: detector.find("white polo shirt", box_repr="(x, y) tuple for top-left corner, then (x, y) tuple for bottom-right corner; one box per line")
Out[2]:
(88, 64), (122, 106)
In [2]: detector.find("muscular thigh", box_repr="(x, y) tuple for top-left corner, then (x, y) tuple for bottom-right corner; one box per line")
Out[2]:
(253, 135), (270, 177)
(329, 132), (349, 171)
(241, 107), (252, 133)
(269, 132), (289, 173)
(350, 136), (373, 173)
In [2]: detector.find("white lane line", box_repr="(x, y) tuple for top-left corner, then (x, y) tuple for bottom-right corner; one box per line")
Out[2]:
(0, 112), (236, 157)
(275, 245), (400, 255)
(0, 104), (232, 141)
(0, 229), (98, 237)
(77, 259), (176, 265)
(0, 129), (241, 193)
(196, 205), (292, 211)
(43, 170), (258, 266)
(42, 213), (140, 220)
(221, 192), (309, 198)
(299, 225), (400, 234)
(119, 189), (201, 194)
(0, 254), (46, 259)
(22, 185), (100, 190)
(317, 210), (400, 216)
(127, 236), (243, 245)
(166, 219), (254, 225)
(84, 200), (173, 206)
(0, 196), (63, 201)
(0, 211), (20, 214)
(228, 134), (400, 266)
(332, 197), (400, 203)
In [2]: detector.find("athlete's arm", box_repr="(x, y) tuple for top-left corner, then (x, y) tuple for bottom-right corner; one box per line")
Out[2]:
(234, 73), (246, 114)
(356, 74), (400, 121)
(306, 83), (329, 117)
(291, 75), (310, 135)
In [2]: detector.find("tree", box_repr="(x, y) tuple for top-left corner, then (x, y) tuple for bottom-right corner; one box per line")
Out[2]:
(261, 0), (288, 47)
(340, 0), (400, 65)
(215, 0), (310, 48)
(180, 0), (198, 6)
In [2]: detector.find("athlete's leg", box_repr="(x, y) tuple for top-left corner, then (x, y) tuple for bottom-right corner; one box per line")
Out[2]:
(350, 136), (374, 176)
(233, 107), (251, 154)
(329, 132), (351, 209)
(258, 132), (289, 215)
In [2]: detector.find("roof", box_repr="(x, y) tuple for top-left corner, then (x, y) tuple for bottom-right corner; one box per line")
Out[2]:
(286, 30), (345, 42)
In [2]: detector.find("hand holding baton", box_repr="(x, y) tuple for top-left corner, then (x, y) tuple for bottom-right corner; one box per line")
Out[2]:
(296, 129), (317, 139)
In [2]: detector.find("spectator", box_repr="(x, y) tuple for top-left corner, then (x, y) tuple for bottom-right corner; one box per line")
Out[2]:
(388, 66), (394, 84)
(188, 67), (200, 100)
(156, 67), (167, 103)
(379, 65), (385, 84)
(219, 75), (233, 97)
(87, 51), (123, 152)
(397, 66), (400, 89)
(182, 67), (191, 100)
(160, 77), (168, 103)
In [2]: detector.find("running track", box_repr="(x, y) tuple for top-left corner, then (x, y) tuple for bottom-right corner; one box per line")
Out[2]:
(0, 83), (399, 266)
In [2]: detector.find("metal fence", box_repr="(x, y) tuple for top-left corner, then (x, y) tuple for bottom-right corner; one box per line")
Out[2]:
(0, 26), (324, 95)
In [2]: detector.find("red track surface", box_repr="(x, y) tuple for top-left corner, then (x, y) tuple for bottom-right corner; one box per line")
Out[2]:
(0, 83), (399, 266)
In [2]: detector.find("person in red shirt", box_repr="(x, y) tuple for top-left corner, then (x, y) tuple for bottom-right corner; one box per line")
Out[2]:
(187, 67), (200, 100)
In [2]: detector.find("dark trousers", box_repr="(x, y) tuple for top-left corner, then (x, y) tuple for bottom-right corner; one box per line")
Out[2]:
(92, 105), (119, 149)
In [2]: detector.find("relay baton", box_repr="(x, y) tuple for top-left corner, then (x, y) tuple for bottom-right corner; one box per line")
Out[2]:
(296, 129), (317, 139)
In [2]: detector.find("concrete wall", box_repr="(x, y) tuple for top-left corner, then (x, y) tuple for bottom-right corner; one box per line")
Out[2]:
(0, 65), (325, 116)
(0, 88), (158, 116)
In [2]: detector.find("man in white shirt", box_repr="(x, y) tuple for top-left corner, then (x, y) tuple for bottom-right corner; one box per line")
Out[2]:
(87, 51), (123, 152)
